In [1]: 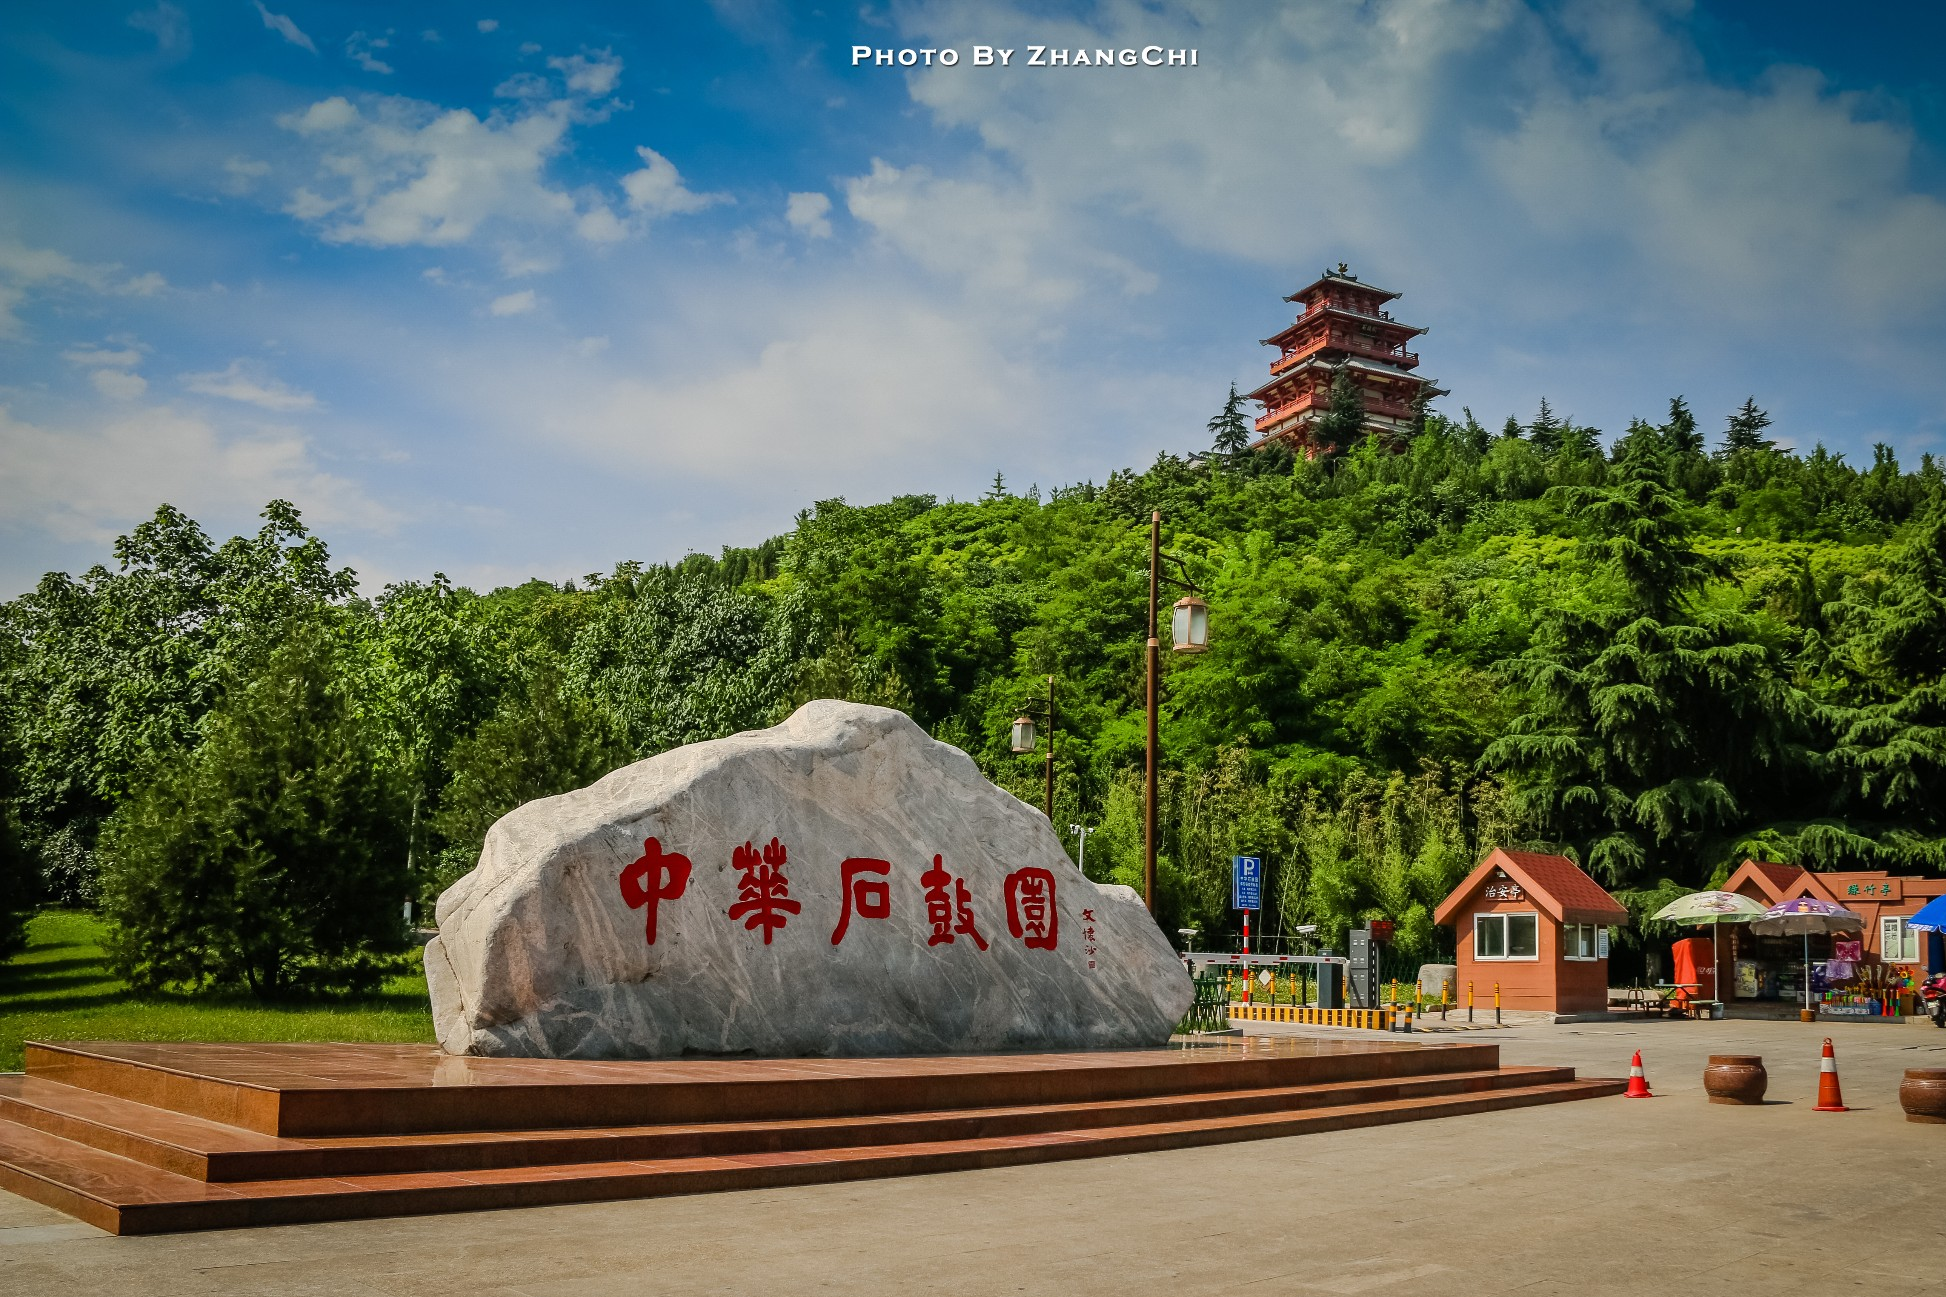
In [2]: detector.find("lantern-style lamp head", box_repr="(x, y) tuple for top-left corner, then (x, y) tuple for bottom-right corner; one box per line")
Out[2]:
(1010, 715), (1037, 753)
(1171, 595), (1209, 653)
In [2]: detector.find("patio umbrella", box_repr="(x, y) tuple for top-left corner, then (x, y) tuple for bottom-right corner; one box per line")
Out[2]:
(1905, 893), (1946, 933)
(1652, 891), (1767, 1007)
(1747, 898), (1865, 1013)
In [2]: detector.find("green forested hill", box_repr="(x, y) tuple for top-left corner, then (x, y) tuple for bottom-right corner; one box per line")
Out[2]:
(3, 400), (1943, 977)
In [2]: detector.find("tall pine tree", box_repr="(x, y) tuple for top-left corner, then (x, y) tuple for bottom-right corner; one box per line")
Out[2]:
(1309, 367), (1368, 456)
(1207, 383), (1252, 459)
(1482, 438), (1812, 898)
(1720, 397), (1775, 456)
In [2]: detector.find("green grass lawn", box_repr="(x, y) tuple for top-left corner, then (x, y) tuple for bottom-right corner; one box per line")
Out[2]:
(0, 910), (436, 1071)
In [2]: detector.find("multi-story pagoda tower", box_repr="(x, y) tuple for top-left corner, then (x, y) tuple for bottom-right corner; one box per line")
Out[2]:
(1247, 264), (1444, 455)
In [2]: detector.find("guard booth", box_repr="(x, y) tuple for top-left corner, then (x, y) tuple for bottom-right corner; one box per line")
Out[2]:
(1434, 849), (1630, 1014)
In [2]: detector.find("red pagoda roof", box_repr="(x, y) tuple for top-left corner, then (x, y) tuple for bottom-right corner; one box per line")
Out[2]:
(1284, 269), (1401, 305)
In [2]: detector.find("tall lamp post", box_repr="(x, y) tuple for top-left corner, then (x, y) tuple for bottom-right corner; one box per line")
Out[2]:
(1144, 510), (1209, 914)
(1009, 674), (1057, 822)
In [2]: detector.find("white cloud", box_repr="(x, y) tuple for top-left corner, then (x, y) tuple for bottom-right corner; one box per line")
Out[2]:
(275, 62), (717, 257)
(90, 369), (148, 400)
(0, 241), (164, 337)
(575, 206), (630, 243)
(277, 97), (578, 246)
(621, 147), (725, 217)
(221, 155), (271, 195)
(126, 2), (188, 52)
(62, 344), (145, 368)
(280, 96), (358, 135)
(347, 31), (394, 75)
(489, 289), (537, 316)
(547, 50), (622, 97)
(477, 18), (499, 33)
(844, 159), (1153, 307)
(519, 41), (541, 55)
(785, 191), (832, 238)
(870, 0), (1946, 421)
(253, 1), (316, 53)
(522, 293), (1067, 485)
(421, 28), (440, 43)
(181, 359), (319, 411)
(0, 404), (390, 545)
(1481, 65), (1946, 324)
(493, 72), (551, 100)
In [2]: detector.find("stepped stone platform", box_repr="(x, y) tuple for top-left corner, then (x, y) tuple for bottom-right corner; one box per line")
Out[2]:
(0, 1036), (1622, 1235)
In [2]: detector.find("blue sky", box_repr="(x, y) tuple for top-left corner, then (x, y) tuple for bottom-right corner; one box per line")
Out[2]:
(3, 1), (1945, 596)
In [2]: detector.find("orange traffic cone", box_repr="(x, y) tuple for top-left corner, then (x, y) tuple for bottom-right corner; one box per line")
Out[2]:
(1814, 1037), (1848, 1112)
(1624, 1050), (1654, 1098)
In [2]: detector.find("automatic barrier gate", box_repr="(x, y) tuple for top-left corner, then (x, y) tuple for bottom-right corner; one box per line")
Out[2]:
(1179, 953), (1414, 1032)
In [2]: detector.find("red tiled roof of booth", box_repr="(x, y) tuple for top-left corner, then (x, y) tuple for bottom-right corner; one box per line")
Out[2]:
(1434, 849), (1631, 927)
(1495, 851), (1631, 923)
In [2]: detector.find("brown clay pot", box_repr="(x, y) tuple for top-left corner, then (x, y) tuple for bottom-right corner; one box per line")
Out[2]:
(1900, 1068), (1946, 1124)
(1704, 1054), (1768, 1105)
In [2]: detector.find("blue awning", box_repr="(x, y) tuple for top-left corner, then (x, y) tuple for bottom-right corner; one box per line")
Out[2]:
(1906, 893), (1946, 932)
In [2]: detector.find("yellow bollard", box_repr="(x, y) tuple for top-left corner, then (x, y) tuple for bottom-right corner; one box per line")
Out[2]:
(1495, 981), (1502, 1026)
(1467, 980), (1475, 1023)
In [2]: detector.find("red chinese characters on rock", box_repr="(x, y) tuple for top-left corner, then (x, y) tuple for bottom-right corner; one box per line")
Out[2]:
(1081, 907), (1097, 970)
(831, 857), (892, 945)
(727, 837), (801, 944)
(618, 837), (692, 945)
(1003, 867), (1058, 951)
(918, 855), (990, 951)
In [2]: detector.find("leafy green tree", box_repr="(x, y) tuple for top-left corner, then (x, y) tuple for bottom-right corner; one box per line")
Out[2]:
(429, 664), (631, 892)
(0, 743), (31, 958)
(97, 622), (409, 995)
(0, 502), (355, 900)
(1207, 382), (1252, 459)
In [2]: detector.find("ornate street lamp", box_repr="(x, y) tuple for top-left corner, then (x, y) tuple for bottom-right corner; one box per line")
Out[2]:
(1171, 595), (1209, 653)
(1006, 676), (1058, 821)
(1144, 511), (1210, 915)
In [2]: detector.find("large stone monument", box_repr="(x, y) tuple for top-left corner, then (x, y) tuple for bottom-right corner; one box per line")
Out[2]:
(427, 700), (1191, 1058)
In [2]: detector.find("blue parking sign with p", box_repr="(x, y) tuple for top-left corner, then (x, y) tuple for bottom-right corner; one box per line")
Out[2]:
(1232, 856), (1262, 911)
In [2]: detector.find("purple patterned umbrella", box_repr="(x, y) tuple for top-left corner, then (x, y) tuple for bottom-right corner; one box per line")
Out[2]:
(1749, 898), (1865, 1012)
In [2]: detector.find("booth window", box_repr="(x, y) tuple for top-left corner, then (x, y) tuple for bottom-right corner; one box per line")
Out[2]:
(1882, 915), (1922, 964)
(1564, 924), (1600, 960)
(1474, 913), (1539, 960)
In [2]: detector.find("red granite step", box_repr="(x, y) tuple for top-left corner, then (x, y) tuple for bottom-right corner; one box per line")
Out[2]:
(0, 1077), (1622, 1235)
(0, 1065), (1579, 1182)
(23, 1038), (1506, 1136)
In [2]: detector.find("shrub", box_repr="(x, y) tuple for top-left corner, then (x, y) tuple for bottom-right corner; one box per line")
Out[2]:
(98, 621), (410, 995)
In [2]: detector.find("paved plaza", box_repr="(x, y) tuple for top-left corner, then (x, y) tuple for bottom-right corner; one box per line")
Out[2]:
(3, 1017), (1942, 1296)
